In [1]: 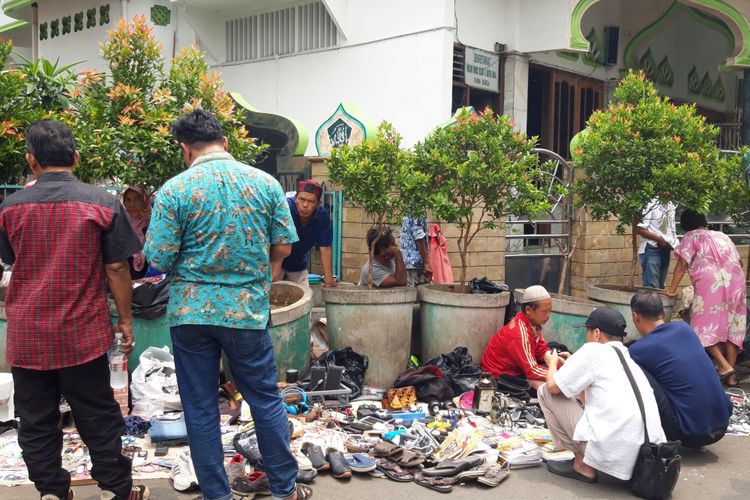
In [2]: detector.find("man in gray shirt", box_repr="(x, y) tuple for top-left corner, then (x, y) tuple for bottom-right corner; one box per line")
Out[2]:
(358, 225), (406, 288)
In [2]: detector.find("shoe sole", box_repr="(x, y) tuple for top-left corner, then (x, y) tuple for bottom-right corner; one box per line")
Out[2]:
(331, 471), (353, 479)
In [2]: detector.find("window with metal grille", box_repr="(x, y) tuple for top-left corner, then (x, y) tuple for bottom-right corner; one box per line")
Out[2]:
(226, 1), (338, 63)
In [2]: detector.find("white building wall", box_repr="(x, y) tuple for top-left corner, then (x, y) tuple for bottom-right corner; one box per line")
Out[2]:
(217, 28), (455, 155)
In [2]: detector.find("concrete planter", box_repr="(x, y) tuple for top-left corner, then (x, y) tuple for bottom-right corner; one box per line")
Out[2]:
(418, 284), (510, 363)
(269, 281), (313, 380)
(322, 285), (417, 388)
(514, 289), (602, 352)
(586, 283), (675, 343)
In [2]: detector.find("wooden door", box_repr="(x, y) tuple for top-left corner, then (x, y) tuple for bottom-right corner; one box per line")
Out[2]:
(548, 71), (603, 158)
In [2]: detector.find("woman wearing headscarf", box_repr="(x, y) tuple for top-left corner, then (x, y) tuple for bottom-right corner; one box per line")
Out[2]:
(122, 186), (151, 279)
(666, 209), (746, 387)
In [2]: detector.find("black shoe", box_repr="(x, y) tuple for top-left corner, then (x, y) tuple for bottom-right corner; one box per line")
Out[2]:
(325, 448), (352, 480)
(298, 468), (318, 484)
(301, 443), (329, 472)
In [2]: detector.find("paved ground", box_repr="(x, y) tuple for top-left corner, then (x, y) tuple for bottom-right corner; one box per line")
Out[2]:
(3, 373), (749, 499)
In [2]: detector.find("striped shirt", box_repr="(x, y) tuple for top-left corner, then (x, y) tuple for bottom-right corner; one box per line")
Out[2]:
(480, 311), (550, 381)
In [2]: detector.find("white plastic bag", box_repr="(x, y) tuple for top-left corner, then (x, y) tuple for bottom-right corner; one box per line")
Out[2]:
(130, 346), (182, 418)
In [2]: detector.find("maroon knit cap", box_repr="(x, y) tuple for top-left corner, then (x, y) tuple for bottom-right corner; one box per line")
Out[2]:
(297, 180), (323, 200)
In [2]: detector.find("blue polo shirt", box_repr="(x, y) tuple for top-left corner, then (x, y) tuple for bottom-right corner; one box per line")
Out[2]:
(281, 197), (333, 272)
(629, 321), (731, 437)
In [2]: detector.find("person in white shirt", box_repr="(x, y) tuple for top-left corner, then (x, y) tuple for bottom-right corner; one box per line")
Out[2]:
(538, 308), (665, 483)
(635, 199), (678, 288)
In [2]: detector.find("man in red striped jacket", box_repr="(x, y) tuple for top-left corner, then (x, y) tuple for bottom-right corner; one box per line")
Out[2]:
(481, 285), (569, 389)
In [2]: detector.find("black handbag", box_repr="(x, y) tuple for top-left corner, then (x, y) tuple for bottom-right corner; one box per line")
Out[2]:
(612, 346), (681, 499)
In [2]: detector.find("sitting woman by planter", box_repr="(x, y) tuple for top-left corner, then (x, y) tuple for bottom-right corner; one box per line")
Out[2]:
(358, 226), (407, 288)
(666, 209), (747, 387)
(480, 285), (570, 389)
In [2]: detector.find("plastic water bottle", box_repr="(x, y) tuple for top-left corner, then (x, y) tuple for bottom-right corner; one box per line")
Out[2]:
(109, 333), (128, 390)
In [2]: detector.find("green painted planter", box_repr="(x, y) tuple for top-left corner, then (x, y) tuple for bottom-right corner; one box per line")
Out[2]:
(323, 285), (417, 388)
(514, 289), (603, 352)
(419, 284), (510, 364)
(268, 281), (313, 379)
(586, 283), (675, 343)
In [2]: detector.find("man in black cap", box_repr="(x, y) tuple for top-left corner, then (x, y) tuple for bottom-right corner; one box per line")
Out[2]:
(538, 308), (665, 484)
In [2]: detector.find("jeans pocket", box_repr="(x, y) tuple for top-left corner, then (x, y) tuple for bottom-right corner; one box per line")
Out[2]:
(231, 329), (270, 357)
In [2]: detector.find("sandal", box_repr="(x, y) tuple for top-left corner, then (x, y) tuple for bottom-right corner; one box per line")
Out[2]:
(414, 472), (455, 493)
(422, 457), (484, 477)
(546, 459), (597, 483)
(376, 458), (415, 482)
(293, 483), (313, 499)
(372, 441), (403, 458)
(718, 369), (736, 383)
(476, 463), (510, 487)
(344, 453), (377, 473)
(395, 449), (424, 468)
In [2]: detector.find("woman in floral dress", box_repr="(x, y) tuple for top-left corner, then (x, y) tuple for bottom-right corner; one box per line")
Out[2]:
(667, 210), (746, 387)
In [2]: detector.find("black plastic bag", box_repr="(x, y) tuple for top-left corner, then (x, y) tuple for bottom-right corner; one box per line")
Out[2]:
(393, 366), (454, 403)
(131, 277), (170, 320)
(424, 346), (483, 396)
(310, 347), (368, 399)
(468, 277), (516, 325)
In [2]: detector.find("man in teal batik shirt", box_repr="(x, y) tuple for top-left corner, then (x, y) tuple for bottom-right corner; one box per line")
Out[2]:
(144, 110), (308, 500)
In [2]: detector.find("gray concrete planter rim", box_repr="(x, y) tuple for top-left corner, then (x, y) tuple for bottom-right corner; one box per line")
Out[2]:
(514, 288), (603, 317)
(271, 281), (313, 325)
(322, 286), (417, 305)
(419, 284), (510, 308)
(586, 282), (676, 307)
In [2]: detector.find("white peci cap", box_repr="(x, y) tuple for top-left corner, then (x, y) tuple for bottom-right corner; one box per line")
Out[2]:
(521, 285), (551, 303)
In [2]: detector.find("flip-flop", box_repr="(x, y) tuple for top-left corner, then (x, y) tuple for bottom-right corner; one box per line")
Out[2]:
(344, 453), (377, 473)
(546, 459), (597, 483)
(414, 472), (455, 493)
(718, 369), (736, 382)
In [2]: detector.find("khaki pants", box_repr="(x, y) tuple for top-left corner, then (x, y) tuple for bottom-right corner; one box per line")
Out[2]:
(280, 269), (309, 285)
(538, 384), (587, 455)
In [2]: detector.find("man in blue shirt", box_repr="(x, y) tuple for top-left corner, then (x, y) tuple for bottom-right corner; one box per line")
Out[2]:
(145, 110), (309, 500)
(629, 290), (731, 447)
(400, 215), (431, 286)
(273, 180), (335, 288)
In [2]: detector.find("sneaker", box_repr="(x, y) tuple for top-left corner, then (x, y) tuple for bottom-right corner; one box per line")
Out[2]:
(170, 449), (199, 492)
(231, 471), (270, 497)
(99, 485), (149, 500)
(225, 453), (246, 484)
(41, 491), (74, 500)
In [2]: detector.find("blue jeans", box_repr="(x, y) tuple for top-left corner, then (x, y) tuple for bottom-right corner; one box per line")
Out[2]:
(171, 325), (298, 500)
(640, 245), (671, 289)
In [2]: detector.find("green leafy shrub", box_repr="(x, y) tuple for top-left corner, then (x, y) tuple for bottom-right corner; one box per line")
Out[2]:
(414, 108), (561, 289)
(327, 122), (429, 288)
(67, 15), (261, 194)
(573, 71), (722, 287)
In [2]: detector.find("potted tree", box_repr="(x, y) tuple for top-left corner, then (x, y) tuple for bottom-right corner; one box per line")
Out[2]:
(63, 17), (312, 377)
(574, 71), (723, 339)
(413, 108), (561, 361)
(324, 122), (429, 387)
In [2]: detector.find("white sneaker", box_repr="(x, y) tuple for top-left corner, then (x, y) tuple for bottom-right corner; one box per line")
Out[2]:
(171, 449), (199, 491)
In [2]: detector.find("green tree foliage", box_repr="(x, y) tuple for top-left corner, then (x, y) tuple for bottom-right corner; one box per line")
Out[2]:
(573, 71), (722, 287)
(414, 108), (561, 289)
(68, 15), (261, 194)
(327, 122), (429, 288)
(711, 148), (750, 225)
(0, 42), (76, 184)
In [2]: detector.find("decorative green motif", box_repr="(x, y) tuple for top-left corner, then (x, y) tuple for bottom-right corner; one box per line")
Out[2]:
(87, 8), (97, 28)
(556, 51), (580, 62)
(50, 19), (59, 38)
(39, 22), (48, 40)
(62, 16), (71, 35)
(151, 5), (171, 26)
(688, 66), (701, 94)
(639, 48), (657, 81)
(74, 12), (84, 32)
(100, 5), (110, 26)
(657, 55), (674, 87)
(699, 72), (713, 96)
(712, 76), (726, 101)
(583, 28), (605, 67)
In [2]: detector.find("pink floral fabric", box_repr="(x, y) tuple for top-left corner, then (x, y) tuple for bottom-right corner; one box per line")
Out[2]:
(675, 229), (746, 349)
